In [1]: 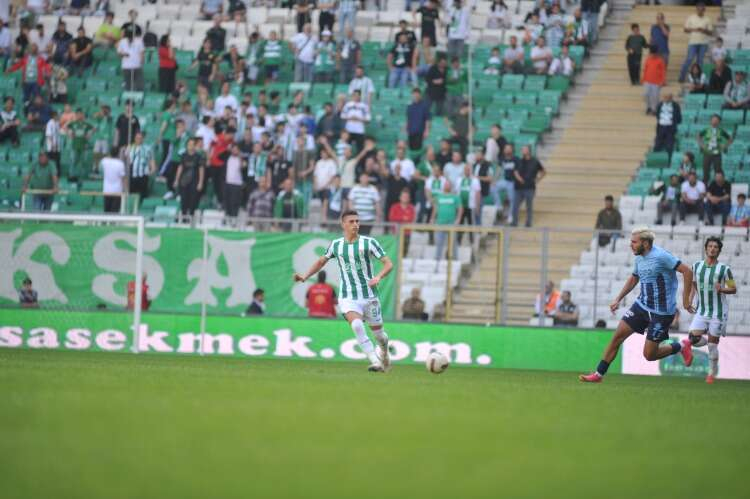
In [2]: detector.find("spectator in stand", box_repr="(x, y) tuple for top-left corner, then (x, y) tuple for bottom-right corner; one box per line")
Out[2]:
(261, 30), (282, 83)
(484, 124), (506, 165)
(214, 82), (239, 116)
(535, 281), (560, 317)
(294, 0), (314, 33)
(224, 144), (245, 217)
(523, 13), (543, 46)
(442, 150), (464, 193)
(68, 27), (93, 76)
(553, 291), (579, 327)
(708, 58), (732, 95)
(125, 131), (156, 205)
(291, 23), (316, 83)
(447, 101), (472, 157)
(347, 172), (381, 234)
(337, 0), (359, 41)
(502, 35), (524, 75)
(545, 4), (565, 48)
(471, 148), (493, 224)
(67, 108), (94, 183)
(445, 57), (467, 117)
(512, 145), (545, 228)
(431, 180), (462, 261)
(0, 96), (20, 146)
(487, 0), (510, 30)
(494, 144), (518, 224)
(679, 171), (706, 222)
(273, 178), (305, 230)
(705, 171), (731, 226)
(710, 36), (726, 64)
(126, 273), (151, 311)
(306, 271), (337, 318)
(245, 289), (265, 315)
(426, 55), (447, 116)
(548, 44), (575, 76)
(530, 36), (553, 75)
(341, 89), (370, 152)
(158, 35), (177, 94)
(727, 193), (749, 228)
(121, 9), (143, 38)
(679, 2), (713, 83)
(348, 65), (375, 107)
(207, 125), (234, 206)
(314, 30), (336, 82)
(652, 174), (681, 226)
(446, 0), (470, 60)
(388, 188), (416, 252)
(322, 174), (345, 220)
(595, 195), (622, 248)
(383, 162), (409, 215)
(387, 32), (416, 89)
(313, 137), (338, 200)
(414, 0), (440, 46)
(161, 119), (188, 200)
(6, 43), (51, 105)
(24, 94), (51, 131)
(697, 114), (732, 183)
(423, 160), (447, 224)
(625, 24), (648, 85)
(247, 176), (275, 219)
(337, 28), (360, 84)
(570, 8), (590, 49)
(200, 0), (223, 21)
(94, 12), (121, 47)
(192, 40), (218, 92)
(402, 287), (428, 321)
(22, 152), (58, 212)
(650, 12), (670, 65)
(228, 0), (247, 21)
(50, 21), (73, 65)
(44, 109), (61, 175)
(642, 45), (666, 115)
(101, 147), (126, 213)
(456, 162), (481, 244)
(117, 28), (144, 91)
(653, 92), (681, 158)
(174, 138), (205, 217)
(0, 20), (12, 67)
(685, 63), (707, 94)
(484, 47), (501, 75)
(581, 0), (603, 45)
(389, 140), (415, 181)
(723, 70), (750, 110)
(393, 19), (417, 48)
(115, 100), (140, 154)
(18, 277), (38, 308)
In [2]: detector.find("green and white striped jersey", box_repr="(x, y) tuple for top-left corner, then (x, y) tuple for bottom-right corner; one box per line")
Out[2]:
(325, 236), (386, 300)
(692, 260), (734, 319)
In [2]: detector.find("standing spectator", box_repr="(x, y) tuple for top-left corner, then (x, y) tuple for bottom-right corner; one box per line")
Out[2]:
(387, 32), (416, 89)
(25, 94), (51, 131)
(492, 144), (517, 224)
(435, 139), (453, 168)
(487, 0), (510, 30)
(389, 141), (416, 181)
(707, 58), (732, 95)
(552, 291), (579, 327)
(337, 0), (359, 41)
(595, 195), (622, 247)
(68, 27), (93, 76)
(245, 32), (262, 85)
(291, 23), (315, 83)
(214, 82), (239, 116)
(158, 34), (177, 94)
(581, 0), (603, 45)
(0, 20), (12, 68)
(423, 160), (447, 224)
(650, 12), (670, 65)
(348, 65), (375, 107)
(471, 148), (493, 225)
(245, 289), (265, 315)
(92, 105), (113, 175)
(530, 36), (553, 75)
(447, 101), (472, 156)
(125, 131), (156, 205)
(727, 193), (749, 228)
(337, 28), (360, 84)
(200, 0), (223, 20)
(247, 176), (275, 219)
(193, 39), (218, 91)
(548, 44), (575, 76)
(685, 63), (707, 94)
(697, 114), (732, 183)
(306, 271), (337, 318)
(294, 0), (314, 33)
(393, 19), (418, 48)
(273, 178), (305, 228)
(228, 0), (247, 21)
(322, 174), (345, 220)
(18, 277), (39, 308)
(314, 30), (336, 82)
(206, 15), (226, 52)
(642, 45), (666, 115)
(101, 147), (126, 213)
(126, 274), (151, 312)
(723, 70), (750, 110)
(445, 57), (467, 116)
(347, 173), (381, 234)
(705, 171), (731, 226)
(0, 96), (20, 145)
(121, 9), (143, 38)
(425, 55), (447, 116)
(158, 98), (178, 171)
(545, 4), (565, 48)
(446, 0), (469, 60)
(313, 138), (339, 200)
(162, 119), (188, 200)
(66, 108), (94, 183)
(316, 102), (340, 143)
(261, 30), (282, 83)
(224, 144), (245, 217)
(442, 150), (464, 193)
(207, 126), (234, 206)
(652, 174), (681, 226)
(388, 188), (416, 247)
(414, 0), (439, 46)
(340, 90), (370, 152)
(117, 29), (144, 91)
(431, 181), (462, 260)
(502, 35), (524, 75)
(383, 162), (409, 215)
(402, 287), (427, 321)
(22, 152), (58, 211)
(679, 171), (706, 222)
(512, 145), (546, 227)
(625, 24), (648, 85)
(711, 36), (727, 65)
(484, 124), (506, 165)
(44, 110), (61, 176)
(535, 281), (561, 317)
(6, 43), (51, 105)
(679, 2), (713, 83)
(94, 12), (121, 47)
(173, 138), (205, 217)
(318, 1), (336, 33)
(456, 162), (481, 244)
(653, 92), (681, 158)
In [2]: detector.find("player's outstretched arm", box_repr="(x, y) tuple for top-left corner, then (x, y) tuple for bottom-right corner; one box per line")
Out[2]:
(676, 263), (695, 313)
(610, 274), (639, 313)
(368, 256), (393, 287)
(293, 256), (329, 283)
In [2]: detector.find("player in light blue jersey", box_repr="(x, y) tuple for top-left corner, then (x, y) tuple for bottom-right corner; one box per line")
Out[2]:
(580, 227), (695, 382)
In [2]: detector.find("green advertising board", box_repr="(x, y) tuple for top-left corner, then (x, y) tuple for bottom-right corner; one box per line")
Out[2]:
(0, 309), (620, 373)
(0, 223), (396, 318)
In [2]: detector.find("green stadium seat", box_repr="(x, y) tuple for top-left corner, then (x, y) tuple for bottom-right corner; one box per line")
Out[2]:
(706, 94), (724, 110)
(682, 109), (699, 123)
(547, 75), (570, 93)
(645, 151), (669, 169)
(721, 109), (746, 127)
(501, 74), (524, 91)
(524, 75), (546, 92)
(683, 93), (706, 109)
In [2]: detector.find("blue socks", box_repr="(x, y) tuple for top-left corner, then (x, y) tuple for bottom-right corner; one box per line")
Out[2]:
(671, 342), (682, 354)
(596, 360), (610, 376)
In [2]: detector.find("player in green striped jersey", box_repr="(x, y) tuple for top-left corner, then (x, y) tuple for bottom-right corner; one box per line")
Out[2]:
(294, 209), (394, 372)
(687, 237), (737, 384)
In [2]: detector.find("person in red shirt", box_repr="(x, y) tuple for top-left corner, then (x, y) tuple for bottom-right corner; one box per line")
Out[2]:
(642, 44), (666, 115)
(126, 274), (151, 311)
(306, 271), (337, 318)
(158, 34), (177, 94)
(207, 126), (234, 205)
(388, 188), (416, 256)
(6, 43), (52, 105)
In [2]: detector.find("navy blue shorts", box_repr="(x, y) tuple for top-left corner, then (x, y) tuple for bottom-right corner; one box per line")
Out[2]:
(622, 302), (674, 342)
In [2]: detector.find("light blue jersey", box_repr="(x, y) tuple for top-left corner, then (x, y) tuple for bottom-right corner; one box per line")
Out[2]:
(632, 245), (680, 315)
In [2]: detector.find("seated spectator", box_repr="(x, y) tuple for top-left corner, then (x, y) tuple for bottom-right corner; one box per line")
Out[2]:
(548, 44), (574, 76)
(50, 21), (73, 65)
(679, 172), (706, 222)
(651, 174), (681, 226)
(535, 281), (560, 317)
(94, 12), (121, 47)
(19, 277), (38, 308)
(22, 151), (58, 211)
(685, 63), (707, 94)
(484, 47), (502, 75)
(727, 193), (749, 227)
(723, 70), (750, 110)
(705, 171), (731, 226)
(530, 36), (553, 74)
(245, 289), (265, 315)
(228, 0), (247, 21)
(595, 195), (622, 247)
(0, 96), (20, 145)
(707, 58), (731, 94)
(487, 0), (511, 30)
(553, 291), (579, 327)
(711, 37), (727, 64)
(677, 152), (696, 180)
(502, 35), (524, 74)
(402, 287), (428, 321)
(25, 94), (51, 131)
(201, 0), (224, 21)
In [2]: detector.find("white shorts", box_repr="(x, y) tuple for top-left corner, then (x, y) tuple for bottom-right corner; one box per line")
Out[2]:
(689, 313), (728, 337)
(339, 297), (383, 325)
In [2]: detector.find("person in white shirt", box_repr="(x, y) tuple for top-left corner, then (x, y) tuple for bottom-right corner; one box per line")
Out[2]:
(711, 37), (727, 64)
(313, 137), (339, 198)
(117, 31), (144, 91)
(530, 36), (553, 74)
(456, 162), (481, 243)
(548, 44), (575, 76)
(29, 24), (52, 59)
(195, 116), (216, 153)
(442, 151), (464, 193)
(679, 172), (706, 222)
(290, 23), (316, 83)
(0, 21), (12, 64)
(340, 90), (370, 152)
(224, 144), (245, 217)
(348, 65), (375, 107)
(446, 0), (470, 60)
(389, 141), (416, 181)
(44, 110), (61, 176)
(214, 82), (239, 116)
(101, 148), (126, 213)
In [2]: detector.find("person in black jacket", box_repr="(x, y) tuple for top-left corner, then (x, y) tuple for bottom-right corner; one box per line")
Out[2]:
(245, 288), (266, 315)
(425, 56), (447, 116)
(653, 92), (681, 158)
(707, 58), (732, 94)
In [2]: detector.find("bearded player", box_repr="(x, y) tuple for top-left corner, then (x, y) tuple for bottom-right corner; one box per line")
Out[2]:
(294, 210), (393, 372)
(686, 237), (737, 384)
(580, 227), (695, 382)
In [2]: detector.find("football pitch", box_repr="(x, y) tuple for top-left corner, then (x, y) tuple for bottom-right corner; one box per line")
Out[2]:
(1, 350), (748, 499)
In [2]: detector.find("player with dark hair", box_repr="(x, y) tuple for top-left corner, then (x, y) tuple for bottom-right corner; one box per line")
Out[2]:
(294, 210), (393, 372)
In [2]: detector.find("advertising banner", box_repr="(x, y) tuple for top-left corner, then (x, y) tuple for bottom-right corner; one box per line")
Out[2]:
(0, 224), (396, 318)
(0, 309), (617, 372)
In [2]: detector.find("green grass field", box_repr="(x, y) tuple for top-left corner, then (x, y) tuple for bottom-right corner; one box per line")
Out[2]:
(1, 350), (749, 499)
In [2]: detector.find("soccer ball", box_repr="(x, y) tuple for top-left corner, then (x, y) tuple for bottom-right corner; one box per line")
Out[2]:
(425, 352), (449, 374)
